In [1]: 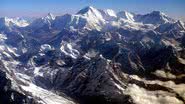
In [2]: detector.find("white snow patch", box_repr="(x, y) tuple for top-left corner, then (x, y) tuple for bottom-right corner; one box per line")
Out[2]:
(40, 44), (54, 52)
(34, 66), (44, 77)
(21, 83), (75, 104)
(60, 42), (80, 59)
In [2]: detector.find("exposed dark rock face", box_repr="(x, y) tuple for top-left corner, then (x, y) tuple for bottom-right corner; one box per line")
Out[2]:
(52, 56), (133, 104)
(0, 7), (185, 104)
(17, 28), (184, 104)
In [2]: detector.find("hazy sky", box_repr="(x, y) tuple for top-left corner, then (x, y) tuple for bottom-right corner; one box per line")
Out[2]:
(0, 0), (185, 20)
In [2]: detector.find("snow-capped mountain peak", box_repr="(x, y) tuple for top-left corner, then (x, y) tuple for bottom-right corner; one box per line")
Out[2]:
(135, 11), (175, 25)
(0, 6), (185, 104)
(75, 6), (105, 30)
(26, 7), (179, 31)
(99, 9), (117, 21)
(77, 6), (97, 15)
(0, 17), (14, 27)
(77, 6), (104, 20)
(0, 17), (29, 28)
(13, 17), (30, 27)
(29, 13), (55, 29)
(103, 9), (117, 17)
(117, 11), (135, 21)
(150, 11), (174, 22)
(45, 13), (55, 20)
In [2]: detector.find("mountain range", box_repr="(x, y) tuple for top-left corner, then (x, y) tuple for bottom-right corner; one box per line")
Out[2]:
(0, 6), (185, 104)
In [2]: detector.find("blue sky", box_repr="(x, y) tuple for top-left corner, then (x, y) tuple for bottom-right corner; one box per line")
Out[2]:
(0, 0), (185, 20)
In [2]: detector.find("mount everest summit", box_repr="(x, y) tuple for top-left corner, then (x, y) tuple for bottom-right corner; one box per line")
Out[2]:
(0, 6), (185, 104)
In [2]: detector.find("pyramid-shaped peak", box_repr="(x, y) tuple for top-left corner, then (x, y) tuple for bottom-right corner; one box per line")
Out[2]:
(76, 6), (105, 21)
(77, 6), (99, 15)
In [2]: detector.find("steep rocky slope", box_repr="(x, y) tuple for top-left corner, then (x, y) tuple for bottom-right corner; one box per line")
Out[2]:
(0, 6), (185, 104)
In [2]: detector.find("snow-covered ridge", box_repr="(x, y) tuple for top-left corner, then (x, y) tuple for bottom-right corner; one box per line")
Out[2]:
(135, 11), (176, 25)
(117, 11), (135, 21)
(28, 13), (55, 29)
(0, 6), (179, 31)
(22, 6), (179, 31)
(0, 6), (185, 104)
(0, 17), (29, 28)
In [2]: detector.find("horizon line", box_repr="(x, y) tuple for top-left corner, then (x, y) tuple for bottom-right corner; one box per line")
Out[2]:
(0, 6), (185, 21)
